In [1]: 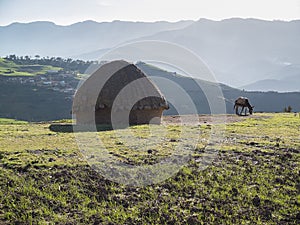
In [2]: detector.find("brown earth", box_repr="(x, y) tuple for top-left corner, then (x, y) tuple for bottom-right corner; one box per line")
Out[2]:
(162, 114), (269, 125)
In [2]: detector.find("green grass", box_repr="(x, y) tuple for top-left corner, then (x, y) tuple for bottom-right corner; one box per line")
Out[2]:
(0, 113), (299, 224)
(0, 118), (28, 125)
(0, 58), (62, 76)
(0, 82), (72, 121)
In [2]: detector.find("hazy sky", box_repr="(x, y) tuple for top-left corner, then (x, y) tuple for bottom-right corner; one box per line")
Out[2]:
(1, 0), (300, 25)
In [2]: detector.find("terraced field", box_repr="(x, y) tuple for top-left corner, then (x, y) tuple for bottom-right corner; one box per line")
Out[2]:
(0, 113), (299, 224)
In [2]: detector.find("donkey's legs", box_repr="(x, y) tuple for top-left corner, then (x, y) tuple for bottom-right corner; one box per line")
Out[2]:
(240, 106), (244, 115)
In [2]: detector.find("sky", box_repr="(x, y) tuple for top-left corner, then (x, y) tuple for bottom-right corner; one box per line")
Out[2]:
(0, 0), (300, 26)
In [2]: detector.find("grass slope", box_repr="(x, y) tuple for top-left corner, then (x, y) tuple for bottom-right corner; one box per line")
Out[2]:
(0, 58), (61, 76)
(0, 82), (72, 121)
(0, 114), (299, 224)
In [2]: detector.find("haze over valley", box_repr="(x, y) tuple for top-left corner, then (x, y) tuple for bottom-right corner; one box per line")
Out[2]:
(1, 18), (299, 91)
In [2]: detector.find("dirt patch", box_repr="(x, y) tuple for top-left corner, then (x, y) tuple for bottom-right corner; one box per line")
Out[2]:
(162, 114), (268, 125)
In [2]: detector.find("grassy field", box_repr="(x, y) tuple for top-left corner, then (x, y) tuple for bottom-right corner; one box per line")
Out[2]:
(0, 58), (62, 76)
(0, 113), (299, 224)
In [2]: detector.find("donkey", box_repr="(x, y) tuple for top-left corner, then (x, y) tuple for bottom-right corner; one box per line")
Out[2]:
(234, 97), (254, 116)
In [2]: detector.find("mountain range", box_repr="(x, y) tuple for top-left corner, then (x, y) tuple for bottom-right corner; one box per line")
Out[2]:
(0, 20), (193, 57)
(1, 18), (299, 91)
(240, 64), (300, 92)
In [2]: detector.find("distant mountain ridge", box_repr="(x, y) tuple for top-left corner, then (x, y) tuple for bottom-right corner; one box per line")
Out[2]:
(1, 18), (299, 91)
(132, 18), (300, 89)
(0, 20), (193, 57)
(241, 78), (300, 92)
(65, 18), (300, 91)
(240, 64), (300, 92)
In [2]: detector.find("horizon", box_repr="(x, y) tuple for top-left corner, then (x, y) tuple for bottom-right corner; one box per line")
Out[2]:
(1, 0), (299, 26)
(1, 17), (300, 27)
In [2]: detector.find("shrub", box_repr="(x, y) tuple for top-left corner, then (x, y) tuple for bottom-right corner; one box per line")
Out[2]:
(284, 105), (292, 113)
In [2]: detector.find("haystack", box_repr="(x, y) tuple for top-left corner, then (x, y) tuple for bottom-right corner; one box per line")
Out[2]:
(72, 60), (169, 126)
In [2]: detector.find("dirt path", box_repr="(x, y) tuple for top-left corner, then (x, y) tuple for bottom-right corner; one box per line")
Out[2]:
(162, 114), (270, 125)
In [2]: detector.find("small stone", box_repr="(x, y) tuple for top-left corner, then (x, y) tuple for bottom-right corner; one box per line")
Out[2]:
(249, 141), (257, 146)
(48, 158), (55, 162)
(187, 215), (199, 225)
(252, 195), (261, 207)
(231, 187), (239, 196)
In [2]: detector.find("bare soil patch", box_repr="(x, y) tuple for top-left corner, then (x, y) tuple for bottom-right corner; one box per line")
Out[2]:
(162, 114), (271, 125)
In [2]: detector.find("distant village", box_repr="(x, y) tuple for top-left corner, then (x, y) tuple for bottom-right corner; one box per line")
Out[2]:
(0, 69), (79, 96)
(0, 55), (98, 98)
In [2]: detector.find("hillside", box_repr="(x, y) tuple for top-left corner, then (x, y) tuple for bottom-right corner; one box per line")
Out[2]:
(0, 59), (300, 122)
(0, 58), (62, 76)
(0, 81), (72, 121)
(0, 57), (85, 121)
(137, 62), (300, 114)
